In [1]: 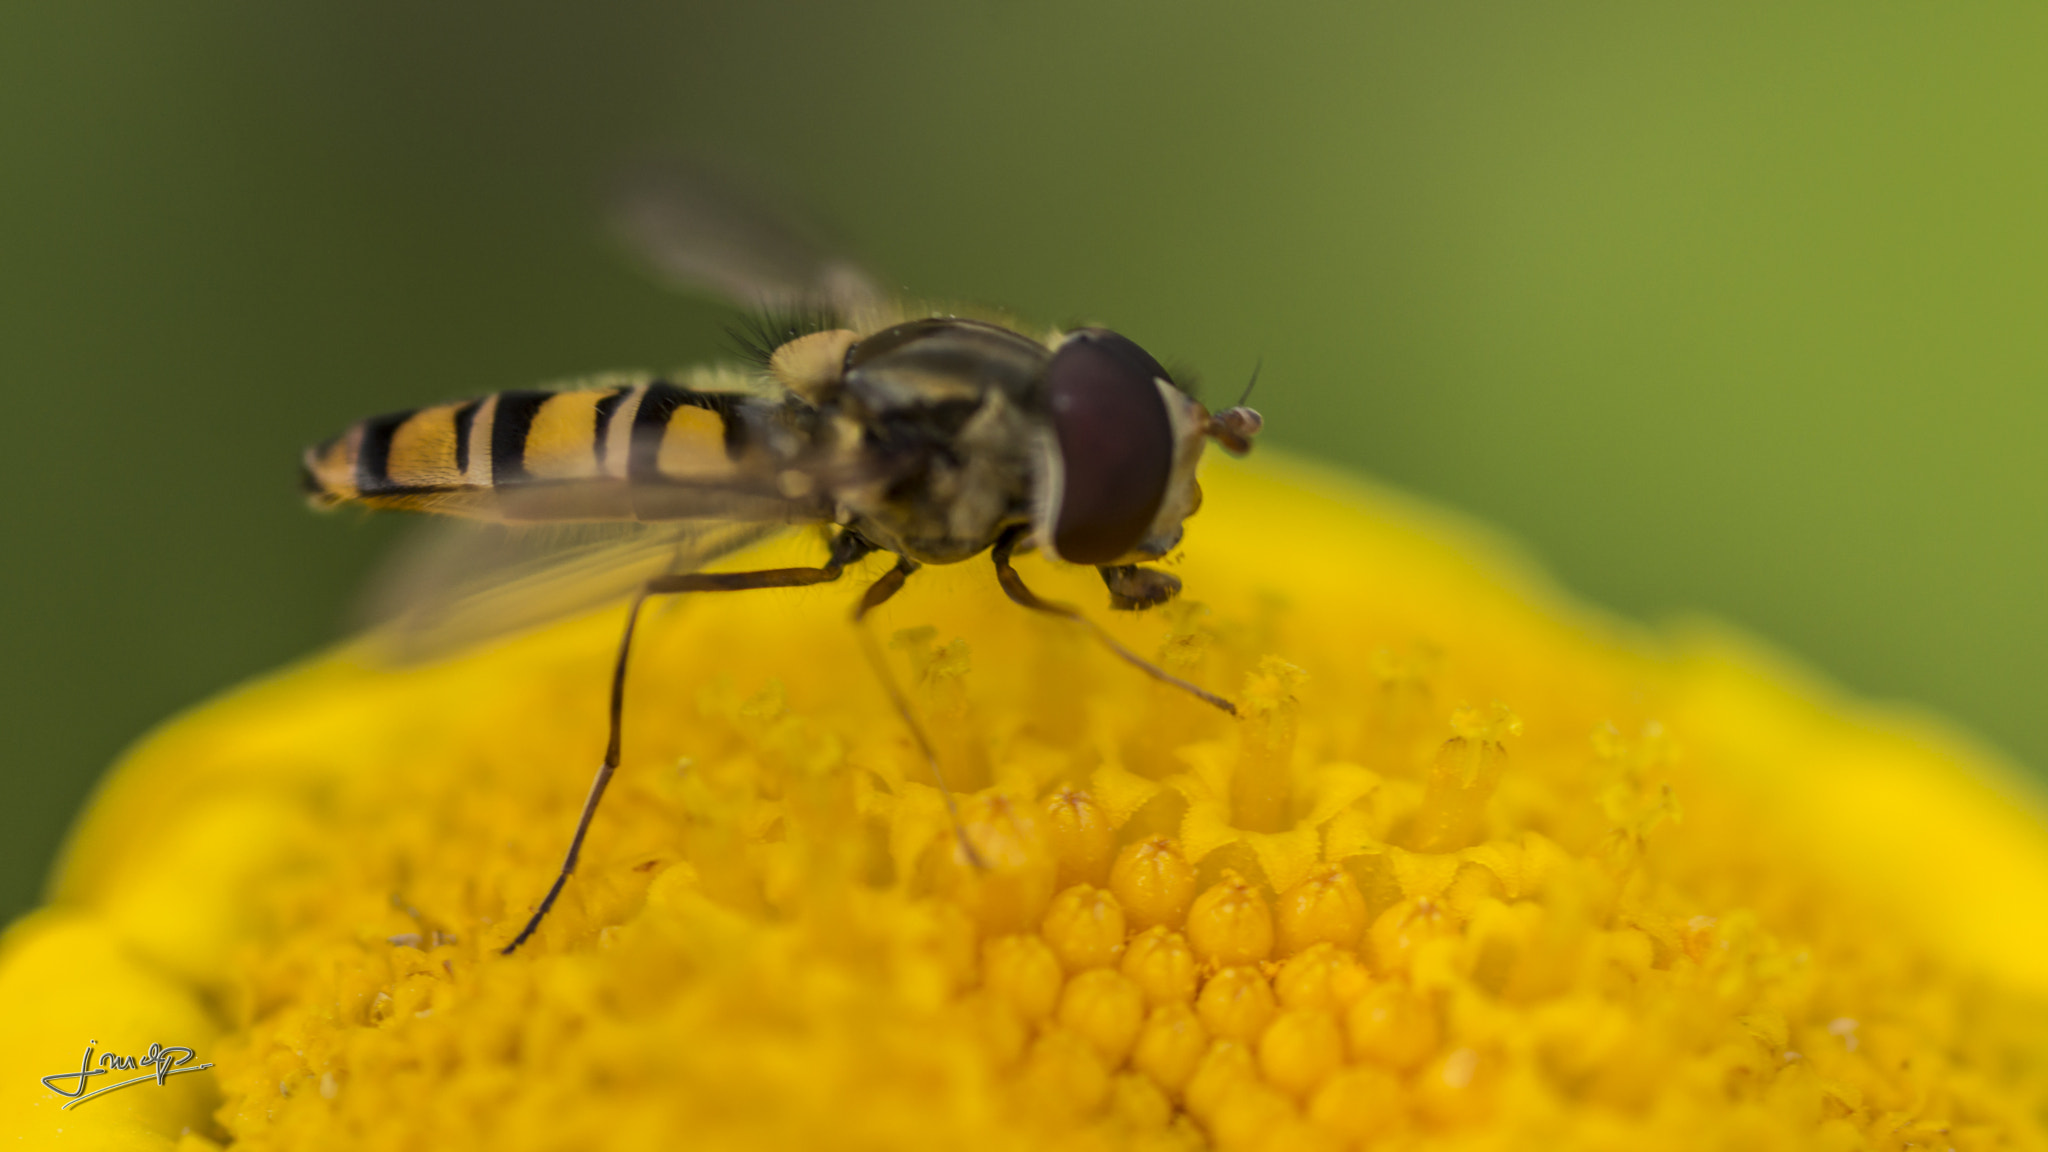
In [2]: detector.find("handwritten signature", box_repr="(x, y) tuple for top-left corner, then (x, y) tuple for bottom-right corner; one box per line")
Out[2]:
(40, 1040), (214, 1111)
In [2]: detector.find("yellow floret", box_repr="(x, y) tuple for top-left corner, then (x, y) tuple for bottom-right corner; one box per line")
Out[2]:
(4, 455), (2048, 1150)
(1045, 787), (1119, 891)
(1197, 965), (1279, 1044)
(1186, 871), (1275, 967)
(1043, 884), (1129, 973)
(1275, 865), (1369, 956)
(1057, 968), (1147, 1065)
(1110, 837), (1197, 931)
(1122, 927), (1200, 1008)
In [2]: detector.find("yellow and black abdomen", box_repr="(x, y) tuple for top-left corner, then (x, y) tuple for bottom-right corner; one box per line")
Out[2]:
(303, 380), (819, 522)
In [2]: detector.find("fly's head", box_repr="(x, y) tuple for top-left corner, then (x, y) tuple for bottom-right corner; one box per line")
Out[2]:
(1035, 328), (1262, 567)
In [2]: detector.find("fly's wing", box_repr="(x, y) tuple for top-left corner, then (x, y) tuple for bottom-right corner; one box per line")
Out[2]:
(354, 363), (855, 665)
(607, 159), (890, 326)
(360, 517), (796, 665)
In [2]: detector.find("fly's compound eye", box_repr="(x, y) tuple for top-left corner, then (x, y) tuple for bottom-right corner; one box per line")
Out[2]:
(1046, 329), (1176, 564)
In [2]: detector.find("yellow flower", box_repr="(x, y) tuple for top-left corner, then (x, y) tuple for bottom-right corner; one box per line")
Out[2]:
(5, 455), (2048, 1150)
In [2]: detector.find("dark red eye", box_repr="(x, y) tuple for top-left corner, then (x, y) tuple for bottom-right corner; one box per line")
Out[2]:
(1046, 329), (1175, 563)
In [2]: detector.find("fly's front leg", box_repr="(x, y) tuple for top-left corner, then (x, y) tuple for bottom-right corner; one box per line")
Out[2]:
(1099, 564), (1182, 611)
(501, 532), (876, 955)
(848, 555), (987, 869)
(992, 526), (1236, 716)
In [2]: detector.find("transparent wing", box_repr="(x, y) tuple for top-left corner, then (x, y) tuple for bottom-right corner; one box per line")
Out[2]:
(607, 158), (889, 324)
(360, 517), (795, 665)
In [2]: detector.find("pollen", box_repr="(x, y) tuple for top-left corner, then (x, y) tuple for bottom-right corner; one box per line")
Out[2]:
(9, 457), (2048, 1150)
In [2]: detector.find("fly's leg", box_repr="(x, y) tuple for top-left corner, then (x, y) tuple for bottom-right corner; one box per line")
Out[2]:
(991, 526), (1237, 716)
(1099, 563), (1183, 611)
(848, 555), (987, 869)
(501, 532), (876, 955)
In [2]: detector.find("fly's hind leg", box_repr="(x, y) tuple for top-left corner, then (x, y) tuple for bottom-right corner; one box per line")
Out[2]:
(501, 531), (877, 955)
(991, 526), (1237, 716)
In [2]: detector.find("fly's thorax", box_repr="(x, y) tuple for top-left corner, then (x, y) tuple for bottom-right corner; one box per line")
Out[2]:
(829, 386), (1041, 565)
(767, 329), (859, 404)
(841, 317), (1051, 413)
(815, 317), (1052, 564)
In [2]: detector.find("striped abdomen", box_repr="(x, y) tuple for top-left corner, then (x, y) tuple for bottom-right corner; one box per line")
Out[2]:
(302, 380), (824, 522)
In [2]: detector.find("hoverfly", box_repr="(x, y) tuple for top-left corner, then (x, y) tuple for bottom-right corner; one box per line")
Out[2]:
(301, 172), (1263, 953)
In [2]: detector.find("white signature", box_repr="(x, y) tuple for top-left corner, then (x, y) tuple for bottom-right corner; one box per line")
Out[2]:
(40, 1040), (214, 1111)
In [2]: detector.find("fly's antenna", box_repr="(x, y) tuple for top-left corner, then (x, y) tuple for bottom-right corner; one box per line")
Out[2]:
(1204, 357), (1265, 456)
(1235, 357), (1262, 408)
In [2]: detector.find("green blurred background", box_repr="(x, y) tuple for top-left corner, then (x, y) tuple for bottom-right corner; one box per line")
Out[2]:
(3, 2), (2045, 923)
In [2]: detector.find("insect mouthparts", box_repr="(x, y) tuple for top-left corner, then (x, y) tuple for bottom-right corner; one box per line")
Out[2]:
(1206, 406), (1263, 456)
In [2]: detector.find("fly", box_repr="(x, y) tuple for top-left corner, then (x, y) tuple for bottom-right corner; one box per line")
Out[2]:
(301, 174), (1263, 953)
